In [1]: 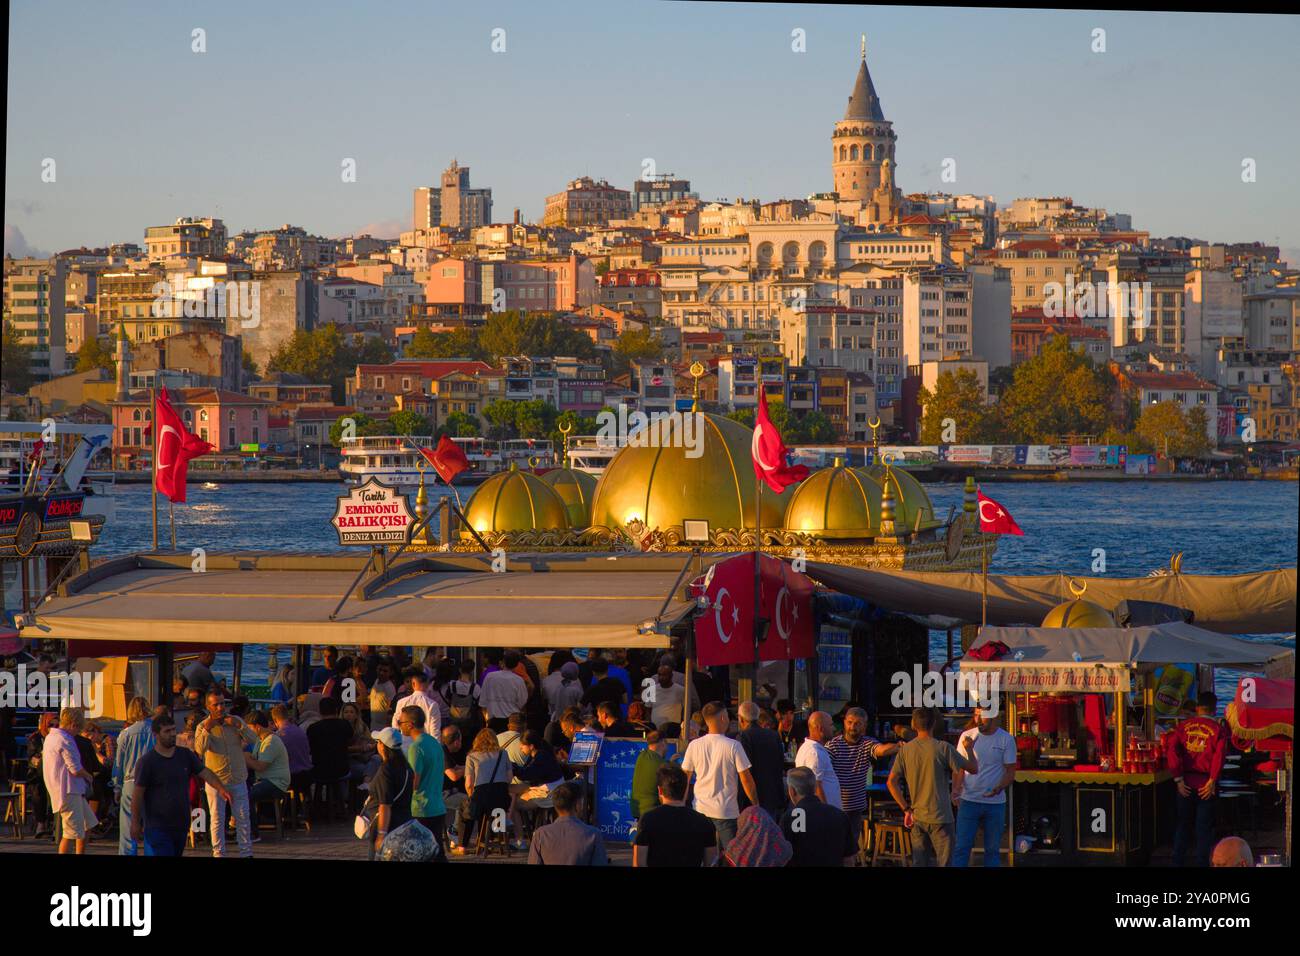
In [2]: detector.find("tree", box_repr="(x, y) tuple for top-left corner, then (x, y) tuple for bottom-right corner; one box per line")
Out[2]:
(549, 410), (598, 452)
(998, 335), (1115, 442)
(438, 410), (481, 439)
(610, 326), (664, 377)
(1135, 401), (1211, 459)
(241, 349), (259, 383)
(329, 412), (372, 446)
(74, 336), (116, 374)
(917, 369), (1002, 444)
(791, 410), (837, 443)
(483, 399), (520, 440)
(388, 409), (431, 436)
(405, 327), (485, 361)
(988, 365), (1015, 398)
(514, 399), (558, 440)
(478, 311), (596, 363)
(267, 324), (393, 404)
(726, 408), (756, 428)
(2, 322), (35, 393)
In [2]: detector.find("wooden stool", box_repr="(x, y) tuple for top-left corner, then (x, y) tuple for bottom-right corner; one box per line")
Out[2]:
(475, 811), (512, 858)
(253, 794), (286, 840)
(284, 788), (311, 833)
(871, 821), (912, 866)
(0, 790), (22, 839)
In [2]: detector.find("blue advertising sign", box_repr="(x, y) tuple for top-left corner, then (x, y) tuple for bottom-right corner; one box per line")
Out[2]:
(594, 738), (678, 843)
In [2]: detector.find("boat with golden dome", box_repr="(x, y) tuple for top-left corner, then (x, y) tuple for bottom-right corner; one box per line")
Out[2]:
(408, 412), (992, 572)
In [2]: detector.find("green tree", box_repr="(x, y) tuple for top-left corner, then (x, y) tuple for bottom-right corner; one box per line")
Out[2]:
(917, 369), (1002, 443)
(329, 412), (373, 446)
(514, 399), (558, 440)
(241, 349), (260, 383)
(998, 335), (1115, 442)
(267, 325), (393, 404)
(483, 399), (520, 440)
(610, 326), (664, 377)
(726, 408), (756, 428)
(549, 410), (598, 452)
(388, 409), (431, 436)
(2, 322), (36, 393)
(478, 311), (595, 363)
(988, 365), (1015, 398)
(405, 327), (484, 361)
(1135, 402), (1210, 459)
(74, 336), (116, 374)
(438, 410), (481, 439)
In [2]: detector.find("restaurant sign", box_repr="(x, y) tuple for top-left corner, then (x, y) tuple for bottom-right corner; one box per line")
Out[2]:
(330, 478), (413, 547)
(971, 664), (1131, 693)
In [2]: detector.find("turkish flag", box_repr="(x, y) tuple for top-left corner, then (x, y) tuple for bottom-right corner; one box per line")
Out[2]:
(758, 555), (816, 661)
(155, 390), (212, 503)
(419, 435), (470, 484)
(977, 491), (1024, 536)
(693, 553), (757, 667)
(751, 389), (808, 493)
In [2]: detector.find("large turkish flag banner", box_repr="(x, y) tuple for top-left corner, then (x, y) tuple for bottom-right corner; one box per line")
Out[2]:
(759, 555), (816, 661)
(693, 553), (758, 667)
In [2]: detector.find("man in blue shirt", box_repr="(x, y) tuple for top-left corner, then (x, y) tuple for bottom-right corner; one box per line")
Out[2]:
(112, 696), (156, 856)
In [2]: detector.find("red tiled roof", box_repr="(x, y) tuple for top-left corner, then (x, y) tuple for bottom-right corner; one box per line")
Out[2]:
(294, 405), (355, 421)
(357, 360), (495, 378)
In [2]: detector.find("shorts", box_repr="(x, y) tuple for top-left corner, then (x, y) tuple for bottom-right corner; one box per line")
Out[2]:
(58, 794), (98, 840)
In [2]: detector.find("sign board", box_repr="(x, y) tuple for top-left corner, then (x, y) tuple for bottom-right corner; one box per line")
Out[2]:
(42, 494), (86, 522)
(965, 663), (1131, 693)
(0, 497), (25, 529)
(329, 478), (413, 546)
(566, 730), (603, 766)
(594, 738), (679, 843)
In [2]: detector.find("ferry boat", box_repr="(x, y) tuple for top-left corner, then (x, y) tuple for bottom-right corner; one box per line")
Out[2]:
(565, 435), (619, 476)
(0, 422), (116, 513)
(338, 435), (504, 487)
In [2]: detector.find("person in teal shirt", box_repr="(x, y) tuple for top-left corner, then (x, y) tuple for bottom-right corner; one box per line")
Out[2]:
(399, 704), (447, 843)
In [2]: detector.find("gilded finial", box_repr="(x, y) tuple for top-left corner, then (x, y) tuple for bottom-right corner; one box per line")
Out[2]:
(868, 416), (881, 449)
(689, 361), (705, 413)
(558, 420), (573, 467)
(1068, 578), (1087, 599)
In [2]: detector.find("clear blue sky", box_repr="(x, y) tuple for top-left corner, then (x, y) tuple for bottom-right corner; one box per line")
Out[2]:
(6, 2), (1299, 264)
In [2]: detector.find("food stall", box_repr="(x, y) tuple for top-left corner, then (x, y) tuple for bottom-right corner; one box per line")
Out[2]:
(961, 615), (1293, 866)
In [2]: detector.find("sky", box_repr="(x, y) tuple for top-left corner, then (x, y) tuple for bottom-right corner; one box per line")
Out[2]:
(6, 2), (1299, 266)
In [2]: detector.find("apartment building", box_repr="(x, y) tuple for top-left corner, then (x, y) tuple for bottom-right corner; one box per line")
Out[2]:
(4, 257), (68, 379)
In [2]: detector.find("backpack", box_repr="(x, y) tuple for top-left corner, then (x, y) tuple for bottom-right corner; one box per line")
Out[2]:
(445, 680), (477, 721)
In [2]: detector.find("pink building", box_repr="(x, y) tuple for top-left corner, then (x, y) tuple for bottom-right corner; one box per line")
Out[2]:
(420, 257), (481, 305)
(110, 388), (275, 469)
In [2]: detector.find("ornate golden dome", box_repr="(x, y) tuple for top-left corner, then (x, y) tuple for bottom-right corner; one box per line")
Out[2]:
(588, 413), (793, 533)
(462, 464), (570, 535)
(539, 466), (598, 529)
(1042, 599), (1116, 628)
(855, 465), (940, 532)
(783, 461), (882, 538)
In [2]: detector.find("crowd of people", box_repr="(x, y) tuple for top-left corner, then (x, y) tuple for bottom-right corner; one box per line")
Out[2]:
(5, 646), (1263, 869)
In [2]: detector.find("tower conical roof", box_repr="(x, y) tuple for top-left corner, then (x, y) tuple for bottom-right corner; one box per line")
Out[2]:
(843, 58), (885, 122)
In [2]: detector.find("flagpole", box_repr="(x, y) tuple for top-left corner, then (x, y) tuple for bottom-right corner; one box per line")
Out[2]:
(151, 387), (158, 552)
(981, 531), (989, 629)
(169, 500), (177, 551)
(752, 473), (762, 692)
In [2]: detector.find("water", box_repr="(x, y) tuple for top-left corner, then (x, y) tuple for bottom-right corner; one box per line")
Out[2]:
(92, 480), (1297, 695)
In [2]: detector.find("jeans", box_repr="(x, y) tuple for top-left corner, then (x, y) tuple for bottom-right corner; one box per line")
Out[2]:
(1173, 790), (1216, 867)
(119, 784), (141, 856)
(911, 820), (954, 867)
(143, 827), (188, 857)
(953, 799), (1006, 867)
(205, 781), (253, 858)
(247, 779), (286, 824)
(709, 816), (738, 853)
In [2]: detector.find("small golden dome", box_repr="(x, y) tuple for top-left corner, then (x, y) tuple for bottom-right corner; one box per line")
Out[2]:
(783, 463), (882, 538)
(539, 466), (598, 528)
(855, 465), (940, 532)
(1041, 599), (1116, 628)
(589, 413), (792, 532)
(462, 464), (570, 535)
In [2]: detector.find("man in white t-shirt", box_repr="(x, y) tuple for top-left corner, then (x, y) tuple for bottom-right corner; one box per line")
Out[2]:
(952, 706), (1019, 867)
(795, 711), (842, 809)
(681, 702), (759, 852)
(391, 669), (442, 739)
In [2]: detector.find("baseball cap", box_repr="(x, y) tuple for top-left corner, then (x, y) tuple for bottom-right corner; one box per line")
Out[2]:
(561, 662), (579, 679)
(372, 727), (402, 748)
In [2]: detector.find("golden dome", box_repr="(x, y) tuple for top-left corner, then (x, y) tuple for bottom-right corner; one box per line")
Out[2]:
(783, 462), (882, 538)
(539, 466), (598, 528)
(462, 464), (570, 535)
(855, 465), (940, 532)
(1042, 599), (1116, 628)
(589, 413), (793, 532)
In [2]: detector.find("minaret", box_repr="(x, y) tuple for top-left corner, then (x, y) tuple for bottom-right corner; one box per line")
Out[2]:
(114, 323), (131, 401)
(831, 37), (899, 223)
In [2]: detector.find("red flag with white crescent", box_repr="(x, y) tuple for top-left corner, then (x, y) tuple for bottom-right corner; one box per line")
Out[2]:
(155, 389), (212, 504)
(759, 554), (815, 661)
(419, 435), (470, 484)
(692, 554), (756, 667)
(977, 490), (1024, 536)
(751, 388), (808, 494)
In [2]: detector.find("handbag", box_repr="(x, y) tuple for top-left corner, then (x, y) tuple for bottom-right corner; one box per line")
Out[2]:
(354, 763), (411, 840)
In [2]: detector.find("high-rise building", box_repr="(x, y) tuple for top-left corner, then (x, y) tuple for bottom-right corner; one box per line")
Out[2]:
(440, 160), (493, 229)
(413, 185), (440, 231)
(4, 257), (68, 380)
(831, 41), (901, 226)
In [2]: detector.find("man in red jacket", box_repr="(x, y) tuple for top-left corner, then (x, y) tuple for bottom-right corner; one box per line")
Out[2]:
(1165, 691), (1228, 867)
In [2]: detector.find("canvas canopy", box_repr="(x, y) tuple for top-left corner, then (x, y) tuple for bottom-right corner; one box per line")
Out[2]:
(959, 622), (1294, 693)
(805, 563), (1297, 635)
(31, 552), (692, 649)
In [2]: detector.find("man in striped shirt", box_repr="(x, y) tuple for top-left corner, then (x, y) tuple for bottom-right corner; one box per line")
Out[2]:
(826, 707), (900, 853)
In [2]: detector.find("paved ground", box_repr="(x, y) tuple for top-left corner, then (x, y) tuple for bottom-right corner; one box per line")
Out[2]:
(0, 819), (634, 864)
